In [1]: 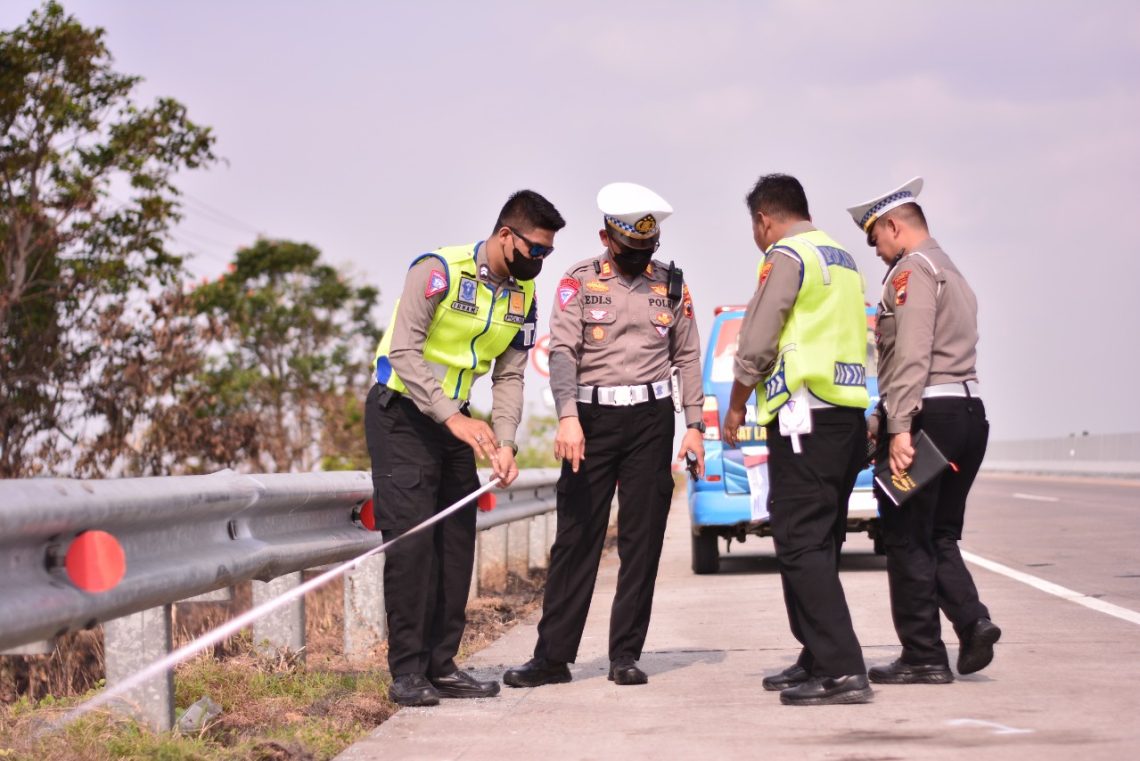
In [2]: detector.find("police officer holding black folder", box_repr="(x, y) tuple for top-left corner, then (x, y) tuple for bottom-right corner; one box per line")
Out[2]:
(848, 177), (1001, 685)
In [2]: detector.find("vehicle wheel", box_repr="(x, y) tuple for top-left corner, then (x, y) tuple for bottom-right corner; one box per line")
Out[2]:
(691, 529), (720, 574)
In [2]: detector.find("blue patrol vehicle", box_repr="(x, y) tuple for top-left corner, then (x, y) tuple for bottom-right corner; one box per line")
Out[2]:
(686, 305), (882, 574)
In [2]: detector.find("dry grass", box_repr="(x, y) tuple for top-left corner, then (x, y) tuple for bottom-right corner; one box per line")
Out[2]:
(0, 565), (552, 760)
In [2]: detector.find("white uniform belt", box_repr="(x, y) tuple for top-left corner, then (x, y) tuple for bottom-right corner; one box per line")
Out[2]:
(922, 380), (980, 399)
(578, 381), (672, 406)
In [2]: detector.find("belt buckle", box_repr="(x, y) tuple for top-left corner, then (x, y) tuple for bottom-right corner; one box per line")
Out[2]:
(612, 386), (632, 406)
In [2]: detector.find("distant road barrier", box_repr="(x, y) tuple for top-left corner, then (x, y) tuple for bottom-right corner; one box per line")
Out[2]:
(983, 432), (1140, 478)
(0, 468), (562, 729)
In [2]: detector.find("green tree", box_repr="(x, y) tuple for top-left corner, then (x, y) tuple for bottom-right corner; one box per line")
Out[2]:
(515, 411), (558, 469)
(0, 1), (216, 476)
(189, 239), (380, 473)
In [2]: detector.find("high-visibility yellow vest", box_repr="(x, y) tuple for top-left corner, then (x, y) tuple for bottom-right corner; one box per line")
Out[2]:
(373, 244), (535, 402)
(757, 231), (869, 424)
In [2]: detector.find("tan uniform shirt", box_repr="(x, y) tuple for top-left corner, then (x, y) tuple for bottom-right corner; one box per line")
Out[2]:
(731, 222), (818, 388)
(876, 237), (979, 435)
(548, 251), (704, 426)
(387, 242), (528, 442)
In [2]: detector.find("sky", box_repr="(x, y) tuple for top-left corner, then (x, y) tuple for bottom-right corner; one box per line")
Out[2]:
(4, 0), (1139, 440)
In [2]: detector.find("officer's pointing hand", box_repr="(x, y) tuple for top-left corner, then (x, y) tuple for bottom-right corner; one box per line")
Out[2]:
(676, 429), (706, 480)
(554, 416), (586, 473)
(722, 405), (746, 448)
(444, 414), (505, 480)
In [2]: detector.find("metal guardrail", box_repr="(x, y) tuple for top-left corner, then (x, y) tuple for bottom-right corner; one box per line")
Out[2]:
(0, 468), (561, 653)
(982, 432), (1140, 478)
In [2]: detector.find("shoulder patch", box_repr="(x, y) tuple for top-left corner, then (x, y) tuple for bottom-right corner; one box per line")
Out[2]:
(759, 262), (774, 286)
(425, 269), (448, 298)
(558, 277), (580, 310)
(892, 271), (911, 306)
(682, 283), (694, 318)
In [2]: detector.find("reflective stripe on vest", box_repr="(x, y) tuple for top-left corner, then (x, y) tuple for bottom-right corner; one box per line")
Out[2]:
(757, 231), (870, 425)
(373, 243), (535, 402)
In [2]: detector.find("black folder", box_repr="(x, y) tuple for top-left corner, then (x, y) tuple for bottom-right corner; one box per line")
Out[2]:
(873, 430), (951, 507)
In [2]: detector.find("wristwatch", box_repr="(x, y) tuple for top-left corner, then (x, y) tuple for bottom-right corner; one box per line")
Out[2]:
(497, 439), (518, 455)
(686, 421), (706, 434)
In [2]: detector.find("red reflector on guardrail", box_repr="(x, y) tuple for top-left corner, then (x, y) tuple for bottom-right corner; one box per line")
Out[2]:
(477, 492), (496, 512)
(359, 499), (376, 531)
(65, 531), (126, 593)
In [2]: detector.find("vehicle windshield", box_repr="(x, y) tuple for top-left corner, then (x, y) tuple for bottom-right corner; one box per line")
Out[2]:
(710, 318), (743, 383)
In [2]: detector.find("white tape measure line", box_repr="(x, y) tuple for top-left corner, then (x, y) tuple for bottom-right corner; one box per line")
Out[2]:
(50, 477), (501, 733)
(962, 550), (1140, 627)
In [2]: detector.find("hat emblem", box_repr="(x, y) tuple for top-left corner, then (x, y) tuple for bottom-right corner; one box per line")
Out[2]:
(634, 215), (657, 234)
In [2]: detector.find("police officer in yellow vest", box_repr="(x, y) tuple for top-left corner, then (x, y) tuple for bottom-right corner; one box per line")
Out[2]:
(848, 178), (999, 685)
(365, 190), (565, 707)
(722, 174), (873, 706)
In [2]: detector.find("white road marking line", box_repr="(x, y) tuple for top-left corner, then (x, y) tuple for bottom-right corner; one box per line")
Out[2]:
(946, 718), (1034, 735)
(962, 550), (1140, 626)
(1012, 492), (1060, 502)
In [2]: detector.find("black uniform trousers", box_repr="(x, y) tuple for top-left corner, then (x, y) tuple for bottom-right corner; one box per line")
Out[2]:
(534, 396), (676, 664)
(363, 383), (480, 679)
(766, 406), (868, 678)
(875, 395), (991, 666)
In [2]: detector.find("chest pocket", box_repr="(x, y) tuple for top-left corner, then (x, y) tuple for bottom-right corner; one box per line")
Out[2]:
(583, 307), (616, 345)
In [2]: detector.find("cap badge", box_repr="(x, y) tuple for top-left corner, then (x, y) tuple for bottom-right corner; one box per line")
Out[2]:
(634, 215), (657, 234)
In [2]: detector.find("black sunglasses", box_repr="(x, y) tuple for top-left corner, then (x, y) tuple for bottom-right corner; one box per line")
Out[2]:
(508, 227), (555, 259)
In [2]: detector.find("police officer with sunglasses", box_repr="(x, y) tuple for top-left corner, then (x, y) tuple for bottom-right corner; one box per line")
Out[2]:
(367, 190), (565, 707)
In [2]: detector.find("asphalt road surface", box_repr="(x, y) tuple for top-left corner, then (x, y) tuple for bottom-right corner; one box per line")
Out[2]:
(338, 473), (1140, 761)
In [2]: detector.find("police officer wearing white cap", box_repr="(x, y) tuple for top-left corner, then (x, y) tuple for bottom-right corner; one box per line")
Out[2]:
(503, 182), (705, 688)
(848, 177), (1000, 685)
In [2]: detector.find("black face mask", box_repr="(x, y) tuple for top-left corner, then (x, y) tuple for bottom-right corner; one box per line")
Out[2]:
(506, 249), (543, 281)
(612, 246), (653, 277)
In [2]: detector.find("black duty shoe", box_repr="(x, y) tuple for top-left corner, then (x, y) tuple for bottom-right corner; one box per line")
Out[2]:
(958, 618), (1001, 675)
(608, 660), (648, 686)
(869, 659), (954, 685)
(762, 663), (810, 692)
(388, 674), (440, 707)
(779, 674), (873, 706)
(430, 669), (501, 698)
(503, 657), (572, 688)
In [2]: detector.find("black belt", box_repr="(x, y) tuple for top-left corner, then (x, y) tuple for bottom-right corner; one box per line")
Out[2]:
(376, 384), (469, 414)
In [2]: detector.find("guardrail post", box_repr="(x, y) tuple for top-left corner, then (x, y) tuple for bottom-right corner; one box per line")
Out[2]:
(252, 573), (305, 658)
(507, 520), (529, 582)
(469, 534), (480, 601)
(478, 524), (508, 594)
(1, 640), (54, 655)
(528, 514), (548, 571)
(344, 555), (385, 658)
(546, 511), (557, 552)
(103, 605), (174, 731)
